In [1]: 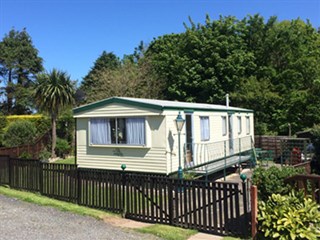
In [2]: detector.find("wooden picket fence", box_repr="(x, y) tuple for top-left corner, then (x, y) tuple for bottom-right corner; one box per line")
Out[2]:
(0, 156), (251, 237)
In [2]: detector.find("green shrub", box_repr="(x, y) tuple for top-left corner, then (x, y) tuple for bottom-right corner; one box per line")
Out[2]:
(38, 148), (51, 161)
(311, 124), (320, 157)
(55, 138), (71, 158)
(258, 191), (320, 239)
(57, 109), (74, 143)
(19, 152), (33, 159)
(3, 120), (37, 147)
(0, 114), (7, 132)
(0, 114), (7, 147)
(5, 114), (50, 136)
(252, 166), (305, 201)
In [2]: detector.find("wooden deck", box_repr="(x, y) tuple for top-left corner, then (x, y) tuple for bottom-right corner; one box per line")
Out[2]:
(190, 154), (252, 175)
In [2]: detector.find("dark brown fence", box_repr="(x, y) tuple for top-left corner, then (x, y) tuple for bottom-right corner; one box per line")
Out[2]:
(254, 135), (288, 158)
(0, 155), (9, 184)
(10, 158), (41, 191)
(285, 174), (320, 203)
(0, 156), (250, 237)
(41, 163), (78, 203)
(77, 168), (124, 212)
(0, 131), (50, 159)
(125, 175), (250, 236)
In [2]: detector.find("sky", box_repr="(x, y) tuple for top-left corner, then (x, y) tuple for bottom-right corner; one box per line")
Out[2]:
(0, 0), (319, 84)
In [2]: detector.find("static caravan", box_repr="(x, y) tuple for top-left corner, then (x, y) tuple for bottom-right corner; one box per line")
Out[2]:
(73, 97), (254, 175)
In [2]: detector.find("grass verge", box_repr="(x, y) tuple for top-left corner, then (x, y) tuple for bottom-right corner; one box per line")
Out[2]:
(54, 157), (76, 164)
(136, 224), (197, 240)
(0, 185), (116, 219)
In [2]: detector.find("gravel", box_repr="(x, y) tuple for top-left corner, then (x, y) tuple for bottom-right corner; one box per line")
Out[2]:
(0, 194), (160, 240)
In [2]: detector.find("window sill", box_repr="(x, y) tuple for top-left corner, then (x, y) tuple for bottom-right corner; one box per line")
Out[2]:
(89, 144), (150, 149)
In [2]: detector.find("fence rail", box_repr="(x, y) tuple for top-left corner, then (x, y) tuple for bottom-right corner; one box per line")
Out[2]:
(285, 174), (320, 203)
(0, 155), (250, 237)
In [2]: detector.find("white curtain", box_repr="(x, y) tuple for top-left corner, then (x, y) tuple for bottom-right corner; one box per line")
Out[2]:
(222, 116), (227, 136)
(90, 118), (111, 144)
(126, 118), (145, 145)
(246, 116), (250, 134)
(200, 117), (210, 141)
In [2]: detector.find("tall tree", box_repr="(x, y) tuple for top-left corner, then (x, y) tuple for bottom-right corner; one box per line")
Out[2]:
(0, 28), (43, 114)
(146, 15), (255, 104)
(80, 51), (120, 103)
(146, 14), (320, 135)
(35, 69), (75, 158)
(235, 17), (320, 134)
(83, 59), (164, 103)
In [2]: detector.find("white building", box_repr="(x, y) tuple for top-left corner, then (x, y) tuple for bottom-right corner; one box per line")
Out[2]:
(73, 97), (254, 175)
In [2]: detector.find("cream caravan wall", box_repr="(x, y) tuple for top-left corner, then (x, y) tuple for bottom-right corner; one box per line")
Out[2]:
(164, 111), (186, 174)
(77, 107), (167, 174)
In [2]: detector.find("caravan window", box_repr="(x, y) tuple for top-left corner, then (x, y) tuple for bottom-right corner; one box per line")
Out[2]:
(246, 116), (250, 135)
(222, 116), (227, 136)
(238, 116), (242, 134)
(90, 117), (146, 145)
(200, 116), (210, 141)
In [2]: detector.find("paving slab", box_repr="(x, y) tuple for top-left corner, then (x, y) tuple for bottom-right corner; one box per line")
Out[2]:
(104, 216), (153, 229)
(188, 232), (223, 240)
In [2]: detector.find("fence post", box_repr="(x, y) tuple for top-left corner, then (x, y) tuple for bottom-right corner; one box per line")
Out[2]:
(238, 138), (241, 167)
(251, 185), (258, 239)
(8, 156), (12, 187)
(39, 161), (43, 194)
(77, 168), (81, 205)
(121, 164), (127, 215)
(224, 141), (227, 181)
(241, 178), (249, 236)
(168, 178), (174, 225)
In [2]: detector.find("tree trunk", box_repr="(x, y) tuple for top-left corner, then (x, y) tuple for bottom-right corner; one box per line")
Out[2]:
(6, 69), (13, 114)
(51, 114), (57, 158)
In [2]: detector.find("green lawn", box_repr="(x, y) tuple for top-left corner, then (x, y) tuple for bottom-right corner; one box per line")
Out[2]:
(54, 157), (76, 164)
(137, 224), (197, 240)
(0, 185), (115, 219)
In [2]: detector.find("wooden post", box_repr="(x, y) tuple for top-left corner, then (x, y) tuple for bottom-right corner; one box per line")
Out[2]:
(251, 185), (258, 239)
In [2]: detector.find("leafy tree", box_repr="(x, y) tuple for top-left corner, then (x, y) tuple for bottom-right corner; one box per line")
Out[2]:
(35, 69), (75, 158)
(80, 51), (120, 103)
(147, 15), (255, 104)
(3, 120), (36, 147)
(83, 59), (164, 103)
(146, 14), (320, 134)
(0, 28), (43, 114)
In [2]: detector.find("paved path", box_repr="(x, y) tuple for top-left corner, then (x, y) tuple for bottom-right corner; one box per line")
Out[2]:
(0, 194), (159, 240)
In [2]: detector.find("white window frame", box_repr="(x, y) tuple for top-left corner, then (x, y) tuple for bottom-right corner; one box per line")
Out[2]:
(222, 116), (227, 136)
(89, 117), (146, 146)
(246, 116), (250, 135)
(238, 116), (242, 134)
(200, 116), (210, 141)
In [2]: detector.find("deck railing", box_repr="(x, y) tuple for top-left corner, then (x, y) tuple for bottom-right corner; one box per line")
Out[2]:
(185, 136), (254, 171)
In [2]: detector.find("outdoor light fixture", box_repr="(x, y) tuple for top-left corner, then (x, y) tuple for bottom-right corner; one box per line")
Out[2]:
(175, 112), (185, 180)
(175, 111), (185, 133)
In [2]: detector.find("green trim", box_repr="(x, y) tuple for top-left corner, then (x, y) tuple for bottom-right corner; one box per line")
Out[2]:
(73, 97), (254, 115)
(162, 106), (252, 113)
(162, 107), (252, 114)
(183, 109), (194, 113)
(73, 97), (163, 114)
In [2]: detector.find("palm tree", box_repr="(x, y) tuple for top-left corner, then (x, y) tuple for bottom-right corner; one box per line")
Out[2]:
(35, 69), (75, 158)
